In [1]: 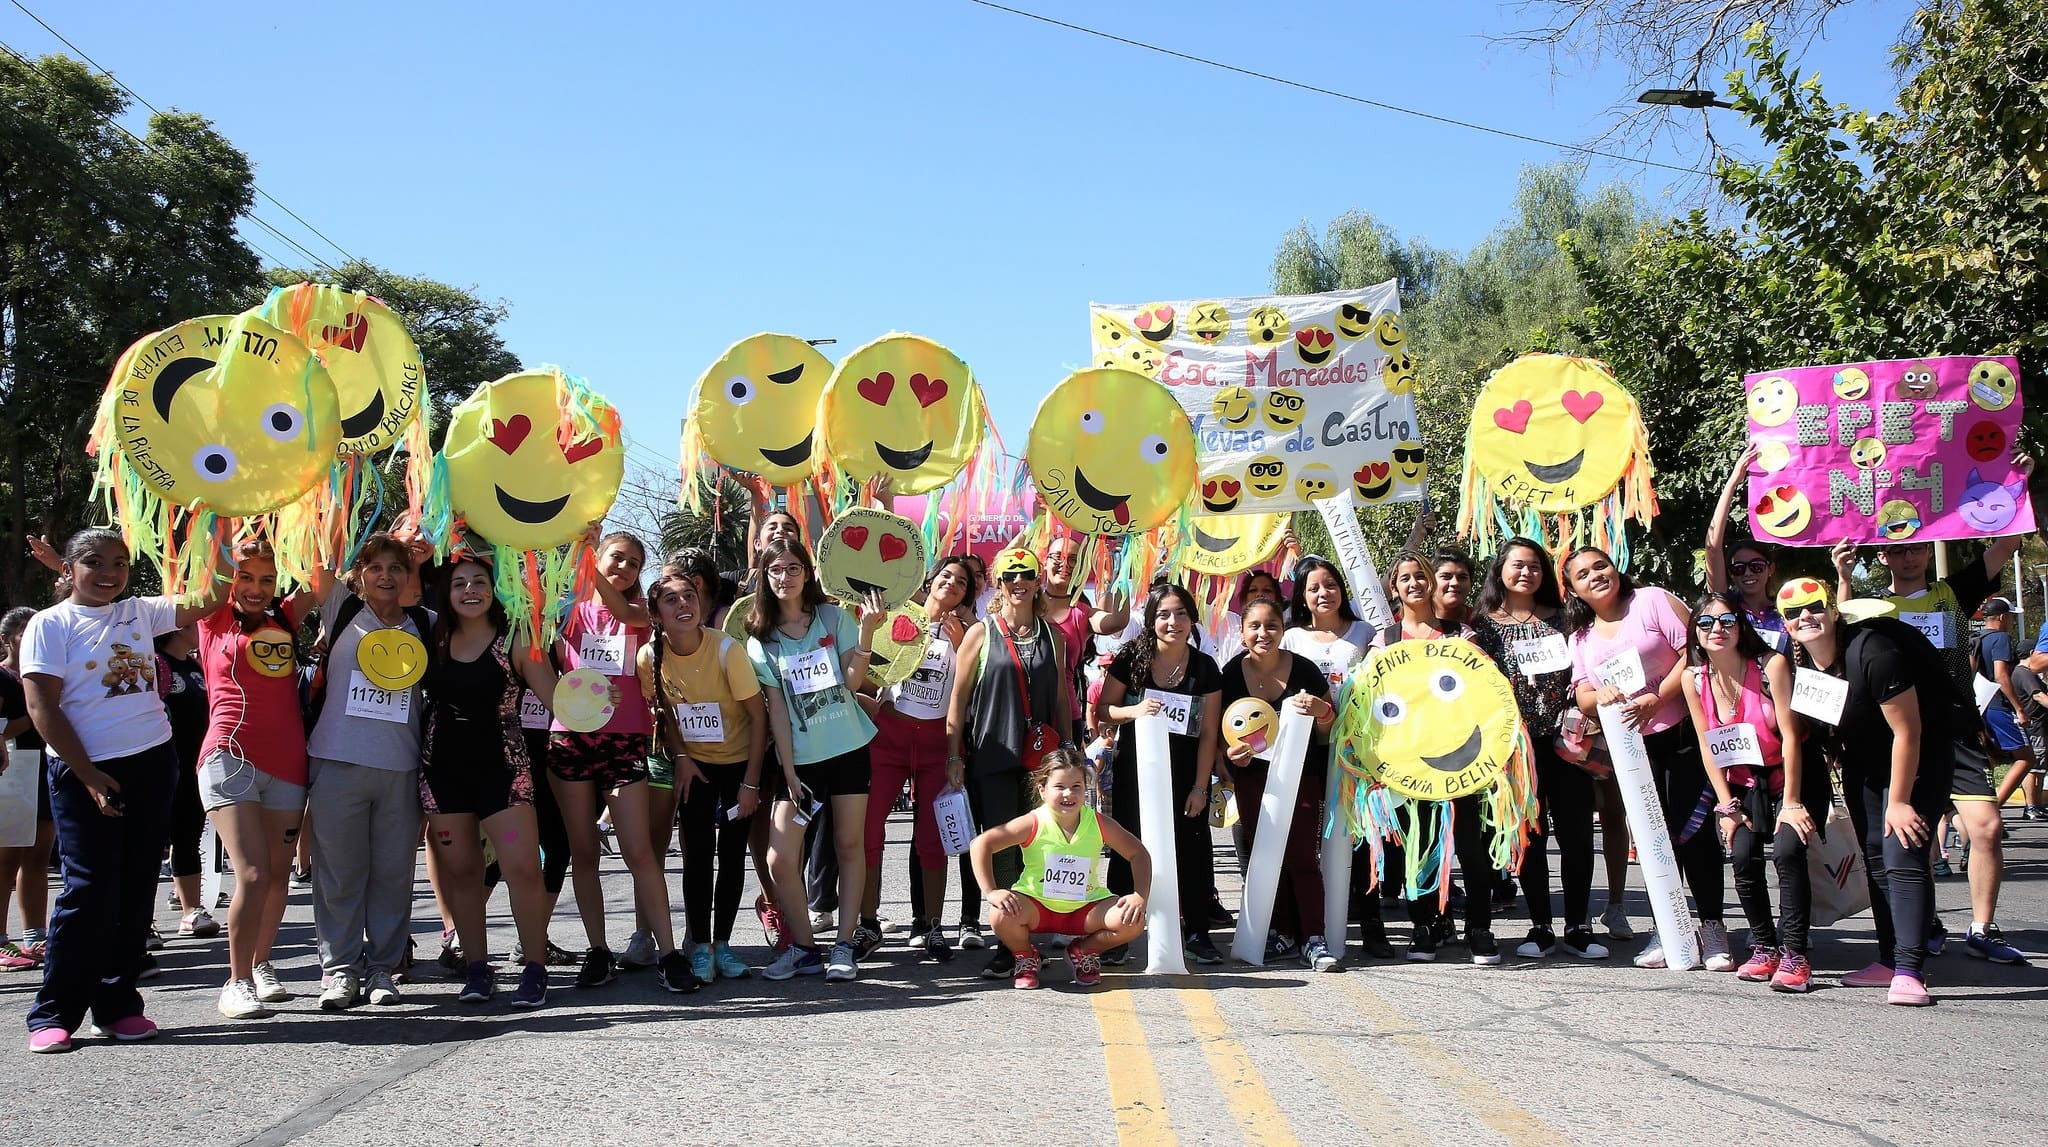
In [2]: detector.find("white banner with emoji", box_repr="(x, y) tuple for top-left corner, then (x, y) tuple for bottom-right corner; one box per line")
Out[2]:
(1087, 284), (1423, 515)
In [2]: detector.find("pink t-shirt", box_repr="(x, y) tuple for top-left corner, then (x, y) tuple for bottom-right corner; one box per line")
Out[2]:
(1047, 601), (1094, 719)
(198, 603), (309, 784)
(553, 599), (652, 736)
(1568, 589), (1690, 734)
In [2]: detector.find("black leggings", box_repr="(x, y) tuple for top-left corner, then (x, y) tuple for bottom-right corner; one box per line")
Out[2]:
(526, 731), (570, 896)
(1406, 794), (1493, 935)
(168, 758), (205, 880)
(680, 761), (753, 944)
(1754, 763), (1832, 953)
(1644, 724), (1724, 923)
(1108, 753), (1213, 926)
(1517, 740), (1597, 931)
(1842, 759), (1942, 975)
(1727, 781), (1781, 948)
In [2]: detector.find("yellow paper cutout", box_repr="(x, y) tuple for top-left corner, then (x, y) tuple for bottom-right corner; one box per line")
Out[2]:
(821, 334), (986, 495)
(691, 333), (833, 485)
(256, 283), (423, 455)
(1338, 639), (1520, 802)
(442, 369), (624, 551)
(1029, 368), (1196, 537)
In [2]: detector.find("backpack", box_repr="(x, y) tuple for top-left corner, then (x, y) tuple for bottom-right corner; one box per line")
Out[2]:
(302, 593), (432, 730)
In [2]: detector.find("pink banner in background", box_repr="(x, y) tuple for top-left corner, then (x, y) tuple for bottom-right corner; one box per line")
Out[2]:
(893, 488), (1038, 565)
(1744, 354), (2032, 546)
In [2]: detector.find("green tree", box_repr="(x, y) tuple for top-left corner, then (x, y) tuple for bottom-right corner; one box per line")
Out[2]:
(0, 52), (263, 604)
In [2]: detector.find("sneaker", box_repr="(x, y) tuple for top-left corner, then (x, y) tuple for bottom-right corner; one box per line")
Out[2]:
(824, 943), (859, 982)
(958, 921), (987, 950)
(1933, 856), (1954, 878)
(1432, 914), (1459, 949)
(1265, 930), (1301, 962)
(1633, 938), (1667, 969)
(1206, 899), (1235, 929)
(762, 945), (824, 980)
(1358, 922), (1396, 960)
(436, 929), (464, 974)
(811, 910), (835, 932)
(17, 939), (43, 962)
(1770, 949), (1813, 993)
(458, 961), (495, 1003)
(1926, 924), (1950, 958)
(1407, 926), (1438, 963)
(1700, 921), (1734, 971)
(1184, 932), (1224, 966)
(510, 962), (548, 1009)
(145, 926), (165, 952)
(179, 909), (220, 939)
(1560, 926), (1610, 959)
(577, 947), (617, 988)
(755, 894), (791, 953)
(1012, 948), (1043, 989)
(103, 1015), (160, 1042)
(689, 943), (717, 984)
(1841, 961), (1894, 987)
(136, 953), (162, 980)
(1516, 926), (1557, 959)
(1071, 946), (1104, 985)
(1965, 924), (2027, 964)
(1737, 944), (1781, 982)
(1101, 943), (1130, 967)
(905, 916), (932, 948)
(621, 929), (659, 969)
(658, 949), (704, 993)
(366, 968), (402, 1005)
(319, 969), (361, 1011)
(218, 979), (271, 1019)
(26, 1027), (72, 1053)
(1302, 935), (1339, 972)
(544, 940), (581, 966)
(1602, 904), (1634, 941)
(923, 929), (954, 963)
(251, 961), (290, 1003)
(1470, 930), (1502, 966)
(980, 946), (1017, 980)
(713, 941), (750, 979)
(0, 942), (39, 970)
(851, 919), (885, 961)
(290, 866), (312, 887)
(1888, 971), (1933, 1006)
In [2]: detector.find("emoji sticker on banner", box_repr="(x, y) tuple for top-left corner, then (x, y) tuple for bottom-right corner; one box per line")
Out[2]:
(1246, 305), (1290, 346)
(255, 283), (422, 454)
(1199, 476), (1243, 514)
(1747, 377), (1797, 427)
(1753, 485), (1814, 539)
(1876, 499), (1922, 539)
(1958, 469), (2028, 534)
(865, 599), (933, 689)
(1246, 456), (1288, 497)
(442, 369), (625, 551)
(1392, 441), (1427, 484)
(1295, 464), (1338, 502)
(1833, 368), (1871, 401)
(1354, 461), (1395, 503)
(552, 667), (615, 733)
(1968, 359), (2017, 410)
(1894, 362), (1937, 401)
(245, 626), (297, 679)
(815, 507), (928, 610)
(1096, 339), (1167, 376)
(358, 628), (427, 691)
(1966, 421), (2008, 463)
(1262, 388), (1306, 431)
(1187, 302), (1230, 344)
(1179, 513), (1288, 577)
(1381, 349), (1418, 394)
(822, 335), (987, 495)
(1340, 639), (1521, 802)
(692, 333), (833, 485)
(1294, 326), (1335, 365)
(1222, 697), (1278, 757)
(1132, 304), (1175, 343)
(1027, 368), (1197, 536)
(1334, 301), (1374, 341)
(1463, 353), (1645, 514)
(107, 314), (342, 516)
(1211, 385), (1257, 429)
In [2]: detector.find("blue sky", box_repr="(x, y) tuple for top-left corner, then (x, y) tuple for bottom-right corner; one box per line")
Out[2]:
(14, 0), (1915, 484)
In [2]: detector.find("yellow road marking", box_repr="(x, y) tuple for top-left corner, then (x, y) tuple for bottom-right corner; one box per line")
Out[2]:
(1091, 985), (1178, 1146)
(1330, 975), (1570, 1146)
(1259, 986), (1426, 1142)
(1174, 977), (1301, 1147)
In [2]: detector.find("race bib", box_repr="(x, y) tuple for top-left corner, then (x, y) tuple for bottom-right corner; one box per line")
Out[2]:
(675, 702), (725, 744)
(1705, 722), (1765, 769)
(577, 631), (628, 672)
(1898, 611), (1949, 649)
(1597, 647), (1648, 694)
(785, 645), (840, 697)
(344, 671), (410, 724)
(1974, 674), (2001, 713)
(1145, 689), (1193, 736)
(1511, 634), (1571, 678)
(1041, 852), (1092, 902)
(519, 692), (550, 731)
(1790, 669), (1848, 725)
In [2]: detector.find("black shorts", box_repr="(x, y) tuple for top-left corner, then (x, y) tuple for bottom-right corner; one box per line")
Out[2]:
(421, 756), (535, 820)
(792, 746), (871, 800)
(1950, 752), (1996, 803)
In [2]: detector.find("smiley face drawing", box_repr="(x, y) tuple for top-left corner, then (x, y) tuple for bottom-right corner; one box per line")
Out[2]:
(1341, 639), (1521, 802)
(1893, 362), (1938, 401)
(1262, 388), (1306, 432)
(1966, 420), (2009, 463)
(1334, 302), (1374, 341)
(442, 368), (625, 551)
(1187, 302), (1231, 344)
(552, 667), (615, 733)
(1200, 476), (1243, 514)
(1849, 437), (1886, 470)
(1392, 440), (1426, 484)
(1465, 354), (1642, 513)
(358, 628), (427, 691)
(1968, 359), (2017, 410)
(1246, 305), (1290, 346)
(1381, 349), (1418, 394)
(1752, 485), (1814, 539)
(1245, 455), (1288, 497)
(1295, 463), (1338, 502)
(1180, 513), (1288, 577)
(1095, 339), (1168, 377)
(1371, 311), (1406, 354)
(1131, 304), (1176, 344)
(245, 626), (297, 678)
(107, 314), (342, 517)
(691, 333), (833, 485)
(1746, 376), (1798, 427)
(1876, 498), (1922, 540)
(1222, 697), (1279, 756)
(1756, 439), (1793, 473)
(1211, 385), (1258, 429)
(864, 599), (932, 689)
(1294, 326), (1336, 366)
(1353, 461), (1395, 503)
(1833, 367), (1871, 401)
(822, 335), (987, 495)
(1092, 311), (1138, 351)
(256, 283), (422, 455)
(1027, 368), (1197, 536)
(814, 507), (929, 610)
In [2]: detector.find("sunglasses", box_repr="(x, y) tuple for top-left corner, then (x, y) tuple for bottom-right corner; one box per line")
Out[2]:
(1728, 559), (1770, 577)
(1782, 601), (1829, 619)
(1695, 613), (1741, 631)
(998, 570), (1038, 584)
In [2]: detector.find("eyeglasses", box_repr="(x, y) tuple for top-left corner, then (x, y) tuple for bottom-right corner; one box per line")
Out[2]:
(1728, 560), (1770, 577)
(998, 571), (1038, 584)
(1695, 613), (1741, 631)
(764, 564), (807, 581)
(1782, 601), (1829, 619)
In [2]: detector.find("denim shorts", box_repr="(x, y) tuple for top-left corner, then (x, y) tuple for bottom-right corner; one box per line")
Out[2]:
(198, 748), (307, 813)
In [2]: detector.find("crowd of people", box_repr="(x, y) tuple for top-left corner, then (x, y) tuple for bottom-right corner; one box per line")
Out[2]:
(1, 448), (2043, 1053)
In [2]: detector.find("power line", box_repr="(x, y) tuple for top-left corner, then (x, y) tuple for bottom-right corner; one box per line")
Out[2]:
(4, 0), (363, 266)
(961, 0), (1712, 178)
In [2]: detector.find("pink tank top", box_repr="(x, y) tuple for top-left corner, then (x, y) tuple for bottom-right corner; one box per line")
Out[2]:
(1693, 658), (1785, 792)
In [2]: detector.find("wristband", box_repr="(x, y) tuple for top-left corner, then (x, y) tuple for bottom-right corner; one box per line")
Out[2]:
(740, 782), (759, 791)
(1779, 801), (1804, 811)
(1714, 799), (1742, 816)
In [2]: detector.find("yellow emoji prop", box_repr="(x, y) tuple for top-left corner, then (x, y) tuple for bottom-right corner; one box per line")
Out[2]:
(552, 667), (616, 733)
(815, 507), (928, 610)
(1968, 359), (2017, 411)
(1222, 697), (1279, 757)
(245, 626), (298, 679)
(686, 332), (833, 487)
(1028, 368), (1196, 537)
(358, 628), (427, 691)
(1178, 512), (1287, 577)
(256, 284), (422, 455)
(865, 599), (934, 689)
(821, 334), (988, 496)
(1187, 302), (1231, 344)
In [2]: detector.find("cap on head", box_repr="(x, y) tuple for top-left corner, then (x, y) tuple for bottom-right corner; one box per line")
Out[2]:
(992, 548), (1040, 580)
(1981, 597), (2013, 618)
(1776, 577), (1831, 613)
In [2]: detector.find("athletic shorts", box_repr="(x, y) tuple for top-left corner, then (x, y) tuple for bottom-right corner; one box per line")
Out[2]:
(792, 746), (870, 800)
(546, 731), (650, 790)
(198, 748), (307, 813)
(1028, 895), (1112, 936)
(421, 755), (533, 820)
(1985, 707), (2029, 754)
(1951, 752), (1997, 803)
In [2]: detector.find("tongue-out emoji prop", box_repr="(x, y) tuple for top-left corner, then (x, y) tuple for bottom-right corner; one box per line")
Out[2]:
(1330, 638), (1538, 905)
(820, 334), (990, 500)
(88, 313), (345, 595)
(1457, 352), (1656, 567)
(815, 506), (929, 611)
(433, 367), (624, 651)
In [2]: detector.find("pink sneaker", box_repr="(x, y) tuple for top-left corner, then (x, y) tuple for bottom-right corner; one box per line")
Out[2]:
(1841, 961), (1894, 987)
(1736, 944), (1781, 982)
(26, 1027), (71, 1054)
(0, 942), (38, 971)
(1887, 973), (1932, 1007)
(1070, 947), (1103, 986)
(1012, 948), (1043, 990)
(103, 1015), (160, 1042)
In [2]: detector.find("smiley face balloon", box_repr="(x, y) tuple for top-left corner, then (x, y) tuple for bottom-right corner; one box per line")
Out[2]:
(815, 507), (929, 610)
(442, 368), (625, 551)
(1029, 368), (1197, 536)
(254, 283), (423, 455)
(821, 335), (987, 495)
(1340, 639), (1520, 802)
(107, 314), (342, 516)
(1462, 353), (1647, 515)
(692, 333), (833, 485)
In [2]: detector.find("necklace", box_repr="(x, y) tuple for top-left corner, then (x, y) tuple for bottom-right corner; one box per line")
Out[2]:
(1153, 646), (1189, 687)
(1708, 662), (1743, 715)
(1003, 615), (1036, 642)
(1245, 653), (1288, 698)
(1496, 607), (1543, 626)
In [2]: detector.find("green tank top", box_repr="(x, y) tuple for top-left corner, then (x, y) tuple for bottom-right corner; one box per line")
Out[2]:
(1015, 804), (1111, 913)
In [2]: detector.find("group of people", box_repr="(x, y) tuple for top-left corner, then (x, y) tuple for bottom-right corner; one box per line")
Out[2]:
(1, 445), (2041, 1052)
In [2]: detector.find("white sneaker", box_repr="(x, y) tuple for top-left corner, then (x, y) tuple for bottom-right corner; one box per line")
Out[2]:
(811, 911), (835, 931)
(957, 922), (986, 950)
(1700, 921), (1734, 972)
(319, 969), (361, 1011)
(1602, 904), (1635, 941)
(179, 908), (220, 938)
(824, 942), (859, 982)
(218, 979), (271, 1019)
(366, 968), (402, 1005)
(620, 929), (659, 969)
(1633, 936), (1666, 969)
(251, 961), (290, 1003)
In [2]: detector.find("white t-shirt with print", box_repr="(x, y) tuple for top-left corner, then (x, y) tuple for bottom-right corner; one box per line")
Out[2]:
(1281, 621), (1375, 692)
(19, 596), (179, 763)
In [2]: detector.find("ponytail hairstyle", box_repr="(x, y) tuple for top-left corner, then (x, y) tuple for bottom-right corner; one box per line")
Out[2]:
(595, 531), (648, 603)
(55, 527), (127, 601)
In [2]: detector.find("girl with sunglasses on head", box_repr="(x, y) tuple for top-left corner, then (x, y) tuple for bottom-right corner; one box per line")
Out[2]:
(1683, 592), (1823, 992)
(1705, 446), (1789, 650)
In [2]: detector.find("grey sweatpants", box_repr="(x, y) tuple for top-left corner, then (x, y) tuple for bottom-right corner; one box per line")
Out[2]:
(308, 757), (423, 975)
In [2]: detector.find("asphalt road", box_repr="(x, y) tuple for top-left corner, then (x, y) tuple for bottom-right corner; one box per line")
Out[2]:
(4, 807), (2046, 1145)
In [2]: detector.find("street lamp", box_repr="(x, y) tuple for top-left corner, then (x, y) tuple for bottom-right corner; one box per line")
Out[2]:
(1637, 88), (1733, 109)
(805, 338), (837, 347)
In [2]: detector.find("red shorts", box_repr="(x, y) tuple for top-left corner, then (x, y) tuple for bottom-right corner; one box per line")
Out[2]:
(1028, 895), (1111, 936)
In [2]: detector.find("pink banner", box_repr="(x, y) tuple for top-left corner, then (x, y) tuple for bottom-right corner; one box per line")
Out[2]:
(1744, 355), (2032, 546)
(892, 488), (1038, 565)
